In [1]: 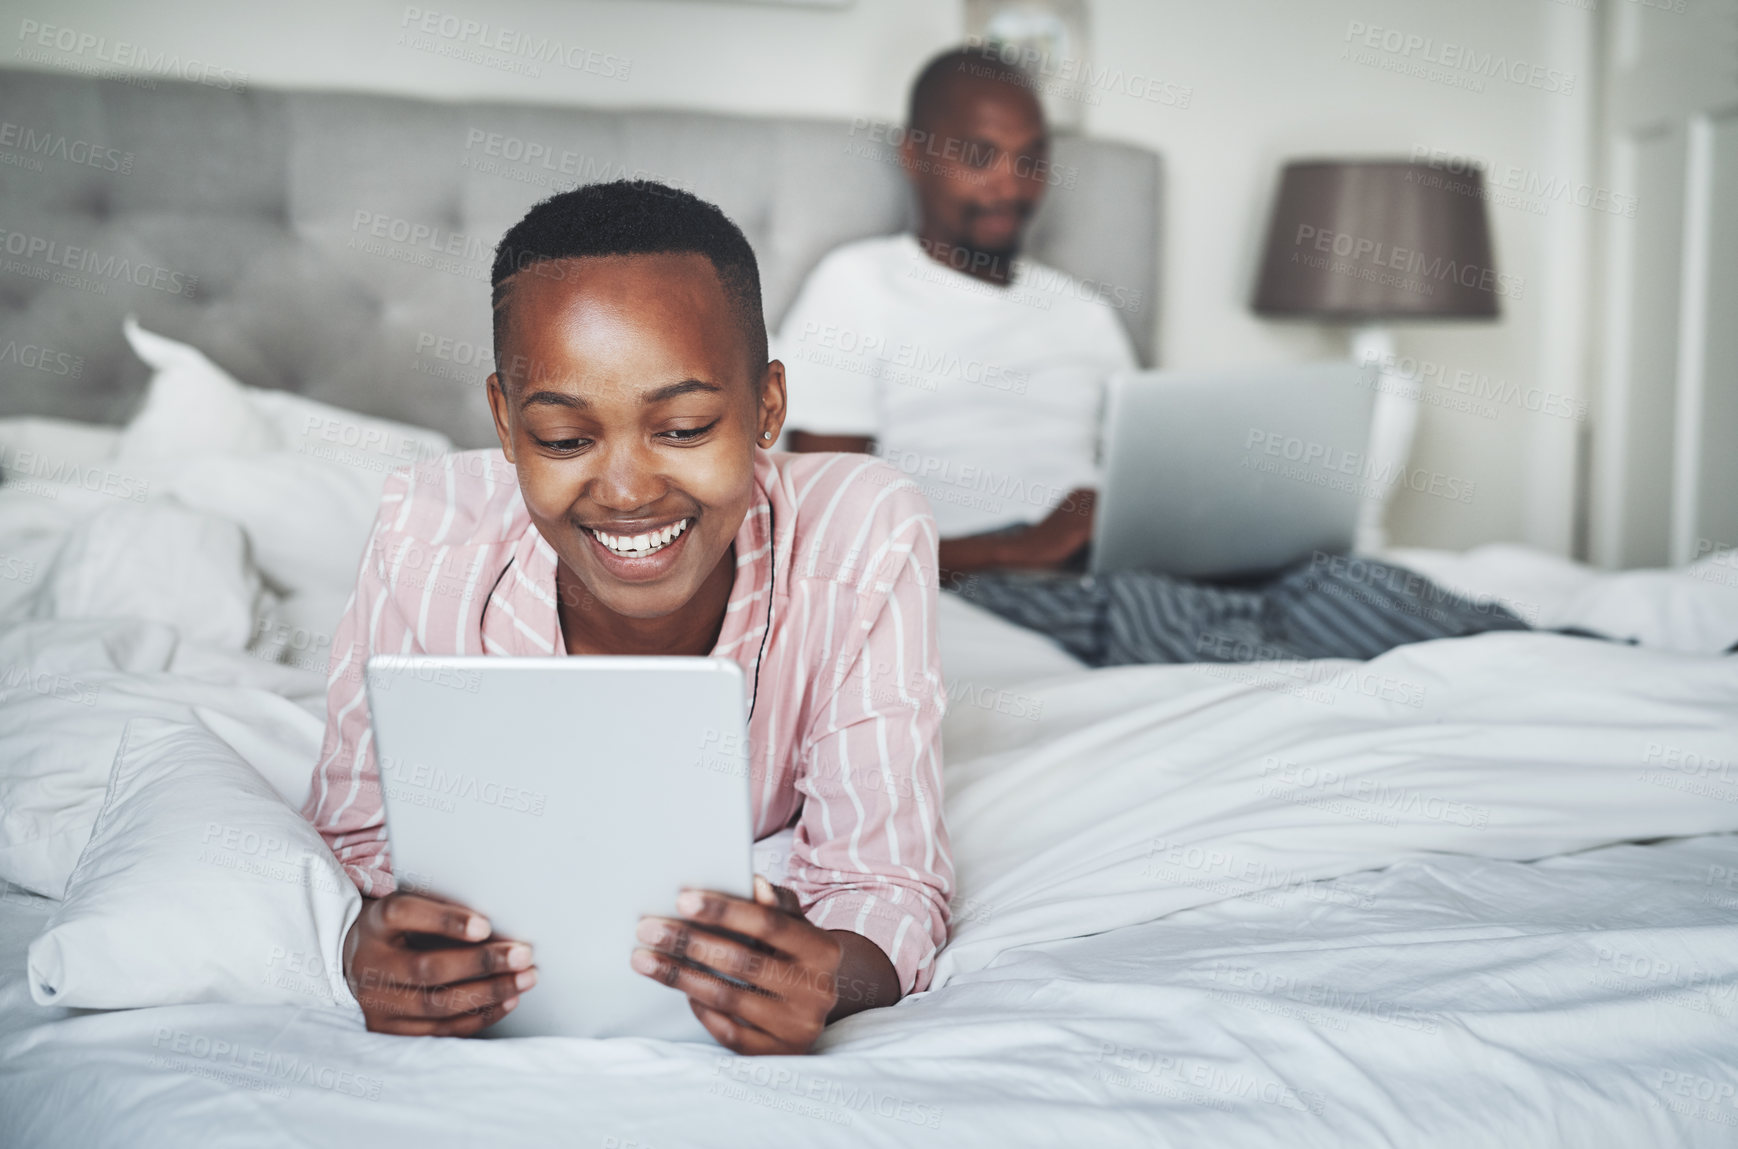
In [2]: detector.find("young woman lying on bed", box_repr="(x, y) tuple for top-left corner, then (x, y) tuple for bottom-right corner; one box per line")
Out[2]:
(301, 182), (952, 1055)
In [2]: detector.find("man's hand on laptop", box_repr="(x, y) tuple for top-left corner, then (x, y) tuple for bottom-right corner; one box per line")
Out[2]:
(344, 892), (538, 1036)
(939, 487), (1097, 584)
(1018, 488), (1096, 568)
(632, 875), (899, 1054)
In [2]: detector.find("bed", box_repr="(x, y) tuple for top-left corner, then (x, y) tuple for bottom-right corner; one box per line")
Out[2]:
(4, 70), (1738, 1148)
(1, 327), (1735, 1147)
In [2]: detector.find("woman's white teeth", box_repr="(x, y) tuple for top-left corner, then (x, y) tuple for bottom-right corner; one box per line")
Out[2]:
(592, 518), (689, 556)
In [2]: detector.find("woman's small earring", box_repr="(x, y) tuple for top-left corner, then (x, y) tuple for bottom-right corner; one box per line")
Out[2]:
(763, 432), (773, 440)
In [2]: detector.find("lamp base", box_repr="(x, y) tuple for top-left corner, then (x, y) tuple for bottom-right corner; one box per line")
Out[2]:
(1350, 326), (1421, 554)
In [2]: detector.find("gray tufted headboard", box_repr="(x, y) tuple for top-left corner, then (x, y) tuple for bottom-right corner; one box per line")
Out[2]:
(0, 69), (1159, 447)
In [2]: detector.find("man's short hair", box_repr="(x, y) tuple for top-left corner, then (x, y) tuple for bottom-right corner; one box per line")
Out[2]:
(490, 180), (768, 382)
(907, 45), (1038, 134)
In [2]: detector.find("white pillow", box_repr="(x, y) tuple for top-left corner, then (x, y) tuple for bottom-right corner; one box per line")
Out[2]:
(24, 502), (265, 650)
(28, 717), (361, 1012)
(19, 319), (452, 494)
(114, 315), (452, 473)
(169, 451), (392, 599)
(0, 616), (325, 899)
(248, 387), (453, 471)
(114, 317), (283, 462)
(0, 618), (179, 898)
(108, 317), (454, 598)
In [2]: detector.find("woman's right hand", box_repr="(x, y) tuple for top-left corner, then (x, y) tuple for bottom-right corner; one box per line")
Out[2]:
(343, 892), (537, 1036)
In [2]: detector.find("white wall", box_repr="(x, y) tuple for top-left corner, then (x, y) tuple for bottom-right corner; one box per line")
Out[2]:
(4, 0), (1601, 553)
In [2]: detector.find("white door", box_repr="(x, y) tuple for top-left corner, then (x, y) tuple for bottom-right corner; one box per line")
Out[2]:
(1592, 0), (1738, 569)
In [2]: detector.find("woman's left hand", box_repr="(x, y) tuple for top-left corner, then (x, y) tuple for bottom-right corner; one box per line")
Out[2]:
(632, 876), (844, 1054)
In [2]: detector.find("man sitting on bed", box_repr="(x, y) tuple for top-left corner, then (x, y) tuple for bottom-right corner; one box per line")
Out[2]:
(778, 46), (1529, 666)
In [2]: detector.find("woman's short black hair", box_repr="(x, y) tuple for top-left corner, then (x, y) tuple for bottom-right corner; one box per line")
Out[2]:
(490, 180), (768, 380)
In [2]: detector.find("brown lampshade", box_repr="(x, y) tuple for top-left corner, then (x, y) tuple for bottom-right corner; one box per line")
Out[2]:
(1253, 160), (1502, 321)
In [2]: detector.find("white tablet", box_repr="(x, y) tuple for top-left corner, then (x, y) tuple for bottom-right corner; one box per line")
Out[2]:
(365, 654), (754, 1041)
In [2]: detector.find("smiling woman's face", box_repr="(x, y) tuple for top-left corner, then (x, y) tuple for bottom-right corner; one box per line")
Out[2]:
(486, 252), (784, 642)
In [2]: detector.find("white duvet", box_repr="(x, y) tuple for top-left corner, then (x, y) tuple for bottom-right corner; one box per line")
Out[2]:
(3, 329), (1738, 1146)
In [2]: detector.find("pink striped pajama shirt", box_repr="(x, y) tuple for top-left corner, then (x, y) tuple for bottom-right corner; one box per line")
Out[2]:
(303, 447), (954, 994)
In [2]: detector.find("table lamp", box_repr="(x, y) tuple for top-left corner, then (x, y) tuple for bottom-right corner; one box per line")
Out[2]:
(1253, 159), (1500, 551)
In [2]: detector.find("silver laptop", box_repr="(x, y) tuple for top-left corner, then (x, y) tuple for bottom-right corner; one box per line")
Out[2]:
(365, 654), (754, 1041)
(1090, 362), (1378, 580)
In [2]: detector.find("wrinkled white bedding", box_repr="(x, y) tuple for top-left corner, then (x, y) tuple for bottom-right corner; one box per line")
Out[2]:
(3, 369), (1738, 1145)
(5, 809), (1738, 1146)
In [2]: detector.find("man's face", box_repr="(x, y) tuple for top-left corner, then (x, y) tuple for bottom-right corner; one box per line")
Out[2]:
(903, 76), (1049, 257)
(486, 253), (784, 623)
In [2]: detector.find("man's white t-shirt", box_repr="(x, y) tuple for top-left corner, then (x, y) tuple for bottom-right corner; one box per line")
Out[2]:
(773, 234), (1140, 538)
